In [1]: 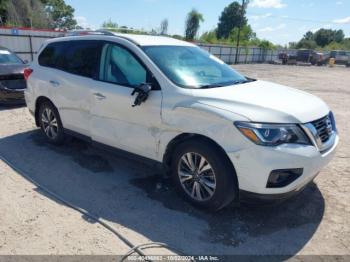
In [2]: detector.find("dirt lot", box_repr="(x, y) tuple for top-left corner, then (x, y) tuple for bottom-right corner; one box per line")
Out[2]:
(0, 64), (349, 257)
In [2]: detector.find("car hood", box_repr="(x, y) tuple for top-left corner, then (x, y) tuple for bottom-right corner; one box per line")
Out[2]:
(191, 80), (329, 123)
(0, 64), (26, 75)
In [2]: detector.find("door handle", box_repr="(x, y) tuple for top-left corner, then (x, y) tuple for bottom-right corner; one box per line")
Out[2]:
(49, 80), (60, 87)
(93, 92), (106, 100)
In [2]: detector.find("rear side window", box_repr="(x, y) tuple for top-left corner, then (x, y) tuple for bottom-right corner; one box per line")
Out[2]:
(38, 40), (102, 78)
(65, 41), (102, 78)
(38, 42), (66, 69)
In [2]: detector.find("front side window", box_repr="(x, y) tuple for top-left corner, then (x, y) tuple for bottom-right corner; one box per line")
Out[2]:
(99, 43), (147, 87)
(0, 50), (23, 64)
(142, 46), (247, 88)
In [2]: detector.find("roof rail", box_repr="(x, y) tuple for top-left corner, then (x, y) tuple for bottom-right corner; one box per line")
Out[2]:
(65, 30), (115, 36)
(64, 29), (141, 46)
(94, 30), (115, 36)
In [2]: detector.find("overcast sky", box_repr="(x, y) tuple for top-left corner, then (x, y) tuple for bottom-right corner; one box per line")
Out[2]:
(66, 0), (350, 45)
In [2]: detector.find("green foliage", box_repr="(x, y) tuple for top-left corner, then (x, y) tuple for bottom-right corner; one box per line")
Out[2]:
(0, 0), (8, 24)
(102, 25), (150, 35)
(250, 39), (275, 49)
(199, 25), (269, 48)
(185, 9), (204, 40)
(313, 29), (343, 47)
(102, 18), (118, 29)
(199, 1), (265, 48)
(217, 1), (247, 39)
(229, 24), (256, 45)
(4, 0), (51, 28)
(303, 31), (314, 41)
(171, 34), (184, 40)
(323, 39), (350, 51)
(294, 28), (348, 51)
(0, 0), (76, 29)
(200, 30), (219, 43)
(42, 0), (77, 29)
(296, 39), (317, 49)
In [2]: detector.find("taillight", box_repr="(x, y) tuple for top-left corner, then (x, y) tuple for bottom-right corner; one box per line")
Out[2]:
(23, 68), (33, 81)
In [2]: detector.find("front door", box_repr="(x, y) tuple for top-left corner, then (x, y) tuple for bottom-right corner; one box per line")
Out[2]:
(90, 42), (162, 159)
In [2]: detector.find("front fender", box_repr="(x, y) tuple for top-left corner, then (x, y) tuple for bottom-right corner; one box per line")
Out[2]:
(157, 101), (249, 161)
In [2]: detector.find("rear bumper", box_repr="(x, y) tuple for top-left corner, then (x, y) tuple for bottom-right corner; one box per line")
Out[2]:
(0, 88), (25, 104)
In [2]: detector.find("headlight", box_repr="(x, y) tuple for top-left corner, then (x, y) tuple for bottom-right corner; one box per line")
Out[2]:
(234, 122), (311, 146)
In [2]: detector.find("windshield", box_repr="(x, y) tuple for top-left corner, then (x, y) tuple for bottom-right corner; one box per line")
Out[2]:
(0, 50), (23, 64)
(142, 46), (247, 88)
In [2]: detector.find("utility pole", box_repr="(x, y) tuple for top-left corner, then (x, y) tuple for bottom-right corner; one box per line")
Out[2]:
(235, 0), (245, 64)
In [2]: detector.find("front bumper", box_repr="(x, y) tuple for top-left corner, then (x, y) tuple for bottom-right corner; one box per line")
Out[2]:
(0, 87), (25, 104)
(228, 134), (339, 195)
(239, 178), (313, 202)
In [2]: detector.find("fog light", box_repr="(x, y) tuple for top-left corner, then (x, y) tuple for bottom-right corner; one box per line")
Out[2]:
(267, 168), (303, 188)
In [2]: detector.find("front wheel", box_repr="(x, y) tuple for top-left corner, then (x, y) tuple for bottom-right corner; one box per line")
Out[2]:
(38, 101), (65, 145)
(171, 140), (238, 211)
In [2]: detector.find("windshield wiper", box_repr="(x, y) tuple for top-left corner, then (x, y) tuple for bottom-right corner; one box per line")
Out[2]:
(198, 79), (253, 89)
(232, 79), (251, 85)
(198, 84), (225, 89)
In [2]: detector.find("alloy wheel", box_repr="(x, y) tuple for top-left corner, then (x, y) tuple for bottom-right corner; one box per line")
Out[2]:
(177, 152), (216, 201)
(41, 108), (58, 139)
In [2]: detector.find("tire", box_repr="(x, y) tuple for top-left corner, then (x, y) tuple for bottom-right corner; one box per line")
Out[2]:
(171, 139), (238, 211)
(38, 101), (65, 145)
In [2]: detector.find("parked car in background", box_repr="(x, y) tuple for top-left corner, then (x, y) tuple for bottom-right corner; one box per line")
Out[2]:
(330, 50), (350, 66)
(279, 49), (328, 66)
(0, 46), (27, 104)
(25, 33), (338, 210)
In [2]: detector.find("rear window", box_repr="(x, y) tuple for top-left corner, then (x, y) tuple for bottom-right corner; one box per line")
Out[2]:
(0, 49), (23, 64)
(38, 40), (102, 78)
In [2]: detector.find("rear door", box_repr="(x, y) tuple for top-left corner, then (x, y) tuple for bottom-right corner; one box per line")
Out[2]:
(38, 40), (103, 136)
(89, 42), (162, 159)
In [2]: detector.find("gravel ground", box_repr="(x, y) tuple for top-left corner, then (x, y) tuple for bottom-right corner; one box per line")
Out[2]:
(0, 64), (349, 257)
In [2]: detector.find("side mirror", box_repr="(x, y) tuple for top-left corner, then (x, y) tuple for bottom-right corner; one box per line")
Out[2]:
(131, 83), (152, 107)
(23, 59), (29, 64)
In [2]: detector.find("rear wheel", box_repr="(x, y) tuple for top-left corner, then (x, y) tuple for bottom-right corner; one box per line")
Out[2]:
(171, 140), (238, 211)
(38, 102), (65, 145)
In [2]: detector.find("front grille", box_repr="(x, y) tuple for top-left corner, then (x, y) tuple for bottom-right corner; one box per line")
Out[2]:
(311, 115), (333, 143)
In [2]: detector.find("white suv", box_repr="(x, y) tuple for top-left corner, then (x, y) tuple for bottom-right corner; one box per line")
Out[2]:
(24, 33), (338, 210)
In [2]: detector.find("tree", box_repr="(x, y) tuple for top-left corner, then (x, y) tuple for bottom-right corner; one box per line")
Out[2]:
(41, 0), (77, 29)
(185, 9), (204, 40)
(0, 0), (9, 24)
(217, 1), (248, 39)
(4, 0), (51, 28)
(303, 31), (314, 41)
(200, 29), (218, 43)
(334, 29), (345, 43)
(160, 19), (168, 35)
(102, 18), (118, 29)
(257, 40), (275, 49)
(296, 39), (317, 49)
(229, 24), (256, 44)
(313, 29), (344, 47)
